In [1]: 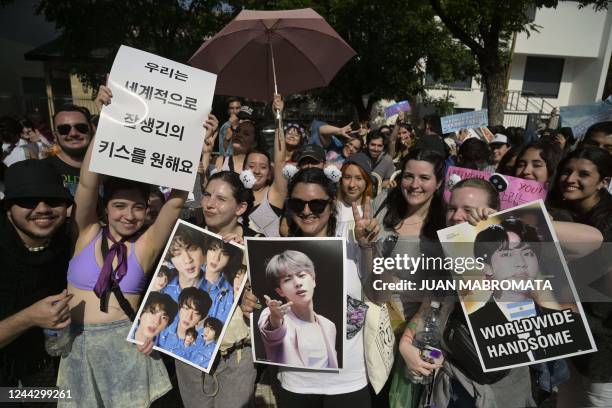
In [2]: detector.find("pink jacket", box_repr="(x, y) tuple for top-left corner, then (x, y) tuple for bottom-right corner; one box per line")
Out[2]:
(258, 307), (338, 368)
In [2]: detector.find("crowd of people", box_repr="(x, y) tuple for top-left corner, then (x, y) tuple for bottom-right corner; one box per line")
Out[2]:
(0, 86), (611, 408)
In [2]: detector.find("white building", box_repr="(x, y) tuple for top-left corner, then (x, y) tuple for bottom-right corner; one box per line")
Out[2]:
(426, 2), (612, 127)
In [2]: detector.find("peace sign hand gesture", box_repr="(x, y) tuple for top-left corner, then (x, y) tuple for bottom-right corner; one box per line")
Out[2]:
(352, 197), (380, 246)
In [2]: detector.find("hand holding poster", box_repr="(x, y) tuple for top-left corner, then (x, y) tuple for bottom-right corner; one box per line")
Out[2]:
(384, 100), (411, 118)
(245, 237), (346, 370)
(127, 220), (246, 373)
(441, 109), (488, 134)
(443, 166), (547, 210)
(437, 201), (596, 372)
(91, 45), (217, 191)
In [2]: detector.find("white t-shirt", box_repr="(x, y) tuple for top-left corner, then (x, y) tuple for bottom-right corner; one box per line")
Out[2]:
(293, 318), (330, 369)
(278, 200), (368, 394)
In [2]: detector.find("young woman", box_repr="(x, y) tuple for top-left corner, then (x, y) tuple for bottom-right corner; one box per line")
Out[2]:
(212, 108), (267, 175)
(549, 147), (612, 408)
(388, 111), (414, 163)
(243, 167), (379, 407)
(514, 140), (563, 186)
(373, 149), (447, 383)
(247, 95), (290, 236)
(56, 114), (215, 405)
(176, 148), (263, 408)
(336, 152), (375, 263)
(437, 176), (604, 408)
(283, 122), (306, 162)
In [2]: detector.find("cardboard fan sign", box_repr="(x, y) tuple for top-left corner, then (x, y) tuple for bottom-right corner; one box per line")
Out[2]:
(443, 166), (548, 210)
(437, 200), (596, 372)
(91, 45), (217, 191)
(440, 109), (488, 134)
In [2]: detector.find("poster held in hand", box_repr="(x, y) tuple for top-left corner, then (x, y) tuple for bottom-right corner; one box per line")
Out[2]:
(91, 45), (217, 191)
(443, 166), (547, 210)
(384, 100), (411, 118)
(441, 109), (488, 134)
(437, 200), (596, 372)
(245, 237), (346, 371)
(127, 220), (247, 373)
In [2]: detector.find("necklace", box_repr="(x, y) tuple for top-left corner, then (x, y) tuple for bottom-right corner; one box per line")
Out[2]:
(26, 245), (48, 252)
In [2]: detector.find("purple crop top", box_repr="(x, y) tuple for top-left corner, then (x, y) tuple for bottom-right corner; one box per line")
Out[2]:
(67, 231), (148, 294)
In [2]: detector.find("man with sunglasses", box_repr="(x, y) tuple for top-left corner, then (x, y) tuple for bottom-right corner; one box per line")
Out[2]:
(41, 104), (94, 197)
(0, 159), (73, 388)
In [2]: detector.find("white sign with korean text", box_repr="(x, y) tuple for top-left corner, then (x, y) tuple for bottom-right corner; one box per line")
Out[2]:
(90, 45), (217, 191)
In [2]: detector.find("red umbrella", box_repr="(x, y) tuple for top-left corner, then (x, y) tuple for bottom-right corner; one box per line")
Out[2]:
(189, 8), (356, 101)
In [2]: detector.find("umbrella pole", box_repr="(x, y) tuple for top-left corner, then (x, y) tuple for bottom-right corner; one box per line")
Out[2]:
(269, 42), (281, 120)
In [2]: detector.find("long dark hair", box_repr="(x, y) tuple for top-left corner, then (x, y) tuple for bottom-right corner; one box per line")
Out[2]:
(513, 140), (563, 183)
(207, 171), (255, 219)
(497, 146), (520, 176)
(102, 177), (150, 208)
(382, 149), (445, 240)
(286, 168), (338, 237)
(242, 149), (272, 186)
(548, 147), (612, 234)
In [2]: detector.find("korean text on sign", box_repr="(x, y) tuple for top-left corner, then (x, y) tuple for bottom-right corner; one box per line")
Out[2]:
(90, 45), (217, 191)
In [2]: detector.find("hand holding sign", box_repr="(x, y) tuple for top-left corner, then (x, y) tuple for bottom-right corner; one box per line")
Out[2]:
(95, 85), (113, 110)
(466, 207), (497, 226)
(240, 280), (261, 317)
(396, 110), (406, 124)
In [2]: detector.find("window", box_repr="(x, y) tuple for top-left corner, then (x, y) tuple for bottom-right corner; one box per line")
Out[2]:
(522, 57), (564, 98)
(425, 74), (473, 90)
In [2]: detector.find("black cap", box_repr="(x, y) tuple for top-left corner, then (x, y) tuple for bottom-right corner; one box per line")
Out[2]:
(296, 144), (325, 164)
(237, 105), (255, 122)
(3, 159), (73, 203)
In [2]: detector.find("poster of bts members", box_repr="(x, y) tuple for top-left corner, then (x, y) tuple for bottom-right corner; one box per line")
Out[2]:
(127, 220), (246, 373)
(437, 200), (596, 372)
(246, 237), (346, 371)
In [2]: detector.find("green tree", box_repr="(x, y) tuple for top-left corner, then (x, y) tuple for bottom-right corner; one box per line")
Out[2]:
(428, 0), (609, 125)
(35, 0), (233, 88)
(231, 0), (476, 119)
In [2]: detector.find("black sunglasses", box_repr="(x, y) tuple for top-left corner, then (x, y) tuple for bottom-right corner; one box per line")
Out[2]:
(287, 198), (331, 215)
(56, 123), (90, 136)
(11, 197), (68, 209)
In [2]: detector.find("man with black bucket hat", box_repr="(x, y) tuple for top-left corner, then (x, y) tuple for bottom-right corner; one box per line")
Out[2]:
(0, 159), (73, 389)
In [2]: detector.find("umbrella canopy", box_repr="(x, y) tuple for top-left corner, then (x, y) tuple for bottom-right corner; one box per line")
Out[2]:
(189, 8), (356, 101)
